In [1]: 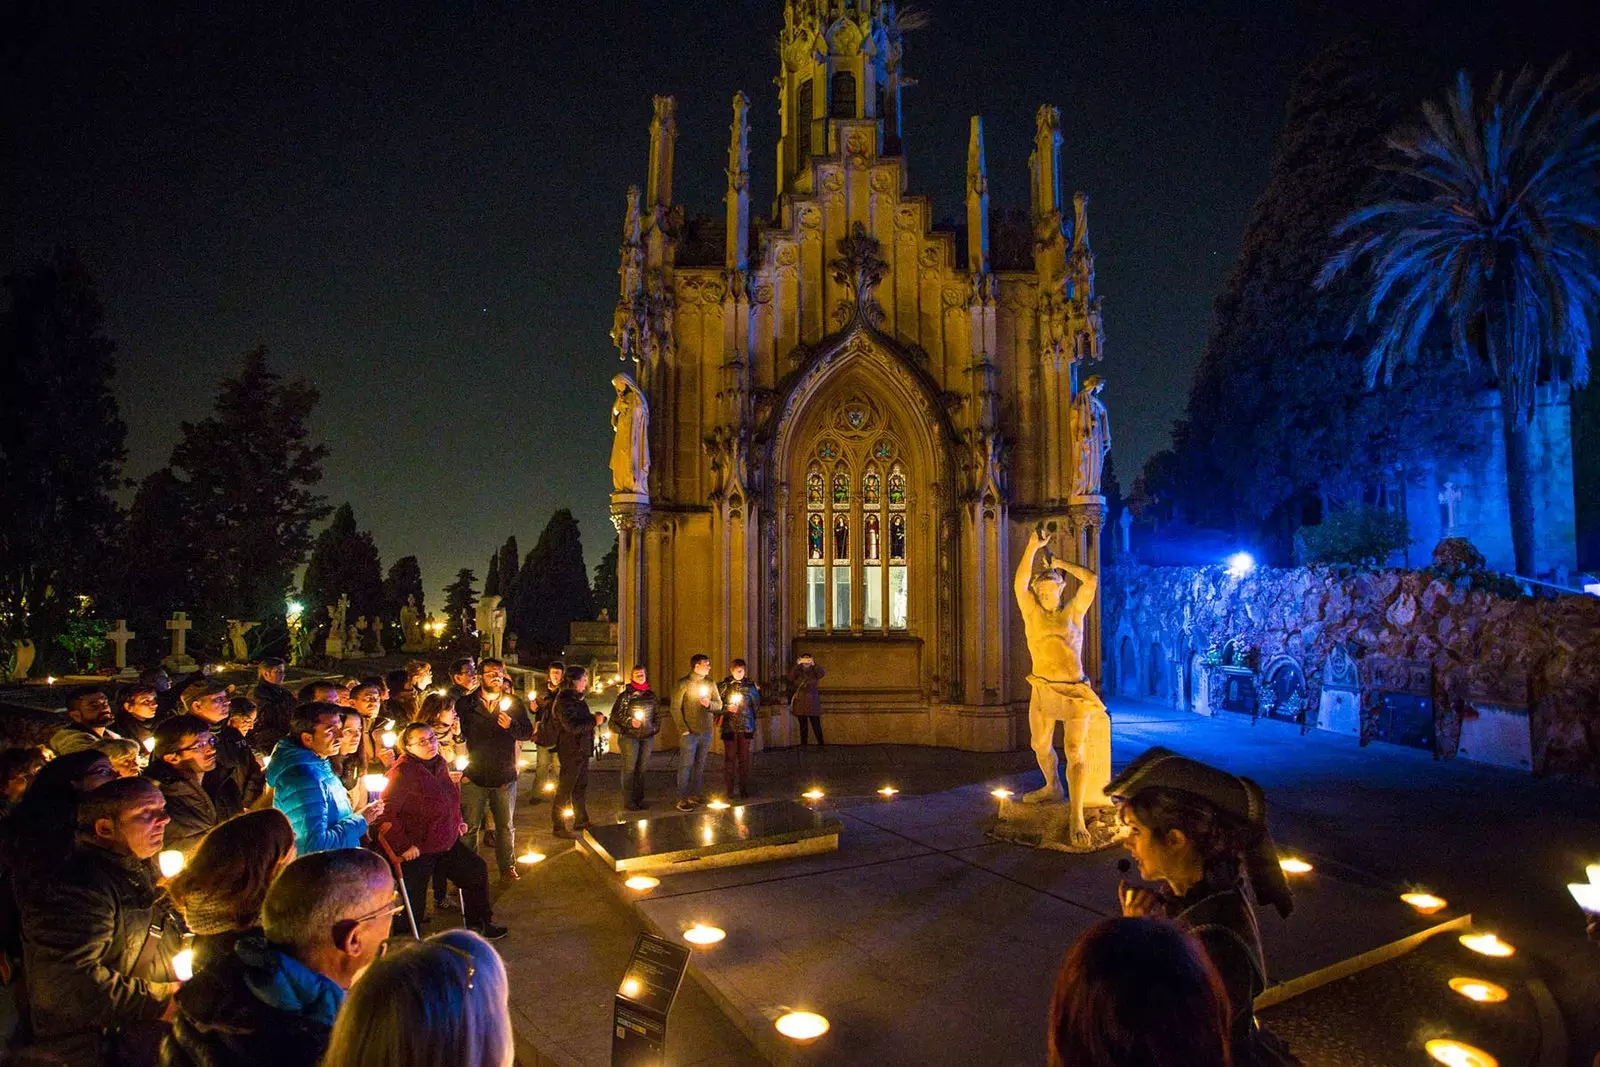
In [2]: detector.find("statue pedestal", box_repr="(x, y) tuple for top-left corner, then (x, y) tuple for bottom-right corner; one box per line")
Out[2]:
(1068, 493), (1106, 508)
(610, 491), (650, 508)
(162, 654), (197, 673)
(990, 799), (1123, 854)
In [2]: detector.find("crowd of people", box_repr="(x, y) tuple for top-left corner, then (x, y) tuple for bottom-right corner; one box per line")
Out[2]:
(0, 654), (581, 1067)
(0, 648), (1330, 1067)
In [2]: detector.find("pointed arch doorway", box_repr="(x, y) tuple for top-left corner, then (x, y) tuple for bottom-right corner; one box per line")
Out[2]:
(762, 329), (957, 741)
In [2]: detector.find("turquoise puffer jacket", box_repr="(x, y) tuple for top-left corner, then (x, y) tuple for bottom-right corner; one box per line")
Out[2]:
(266, 738), (367, 855)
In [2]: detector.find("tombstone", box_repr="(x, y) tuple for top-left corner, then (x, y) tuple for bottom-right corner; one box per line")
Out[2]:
(1360, 656), (1434, 751)
(8, 639), (36, 682)
(1259, 656), (1307, 725)
(164, 612), (197, 672)
(106, 619), (137, 676)
(1453, 666), (1531, 770)
(372, 616), (386, 654)
(1316, 642), (1361, 736)
(1437, 481), (1463, 535)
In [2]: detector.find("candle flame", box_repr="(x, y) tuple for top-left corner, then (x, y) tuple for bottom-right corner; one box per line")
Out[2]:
(1447, 977), (1508, 1004)
(157, 850), (185, 879)
(1424, 1038), (1498, 1067)
(1458, 933), (1514, 958)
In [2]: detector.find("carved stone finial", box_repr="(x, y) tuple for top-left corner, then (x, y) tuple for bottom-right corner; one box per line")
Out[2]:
(829, 222), (888, 327)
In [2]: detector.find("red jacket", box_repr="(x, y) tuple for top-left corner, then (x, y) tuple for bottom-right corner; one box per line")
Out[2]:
(373, 754), (461, 857)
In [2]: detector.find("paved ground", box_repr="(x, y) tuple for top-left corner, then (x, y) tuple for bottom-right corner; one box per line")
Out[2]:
(488, 698), (1598, 1066)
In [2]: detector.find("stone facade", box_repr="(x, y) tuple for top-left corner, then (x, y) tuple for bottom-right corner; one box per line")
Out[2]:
(607, 0), (1108, 750)
(1102, 560), (1600, 778)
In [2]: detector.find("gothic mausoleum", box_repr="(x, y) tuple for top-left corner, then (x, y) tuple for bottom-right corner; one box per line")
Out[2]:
(607, 0), (1109, 750)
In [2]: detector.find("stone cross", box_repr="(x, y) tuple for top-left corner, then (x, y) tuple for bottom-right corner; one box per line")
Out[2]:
(106, 619), (136, 670)
(1438, 481), (1463, 534)
(1118, 508), (1132, 555)
(166, 612), (193, 659)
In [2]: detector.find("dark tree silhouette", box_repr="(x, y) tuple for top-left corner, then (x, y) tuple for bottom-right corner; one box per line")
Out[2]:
(0, 252), (126, 667)
(483, 551), (502, 599)
(1321, 62), (1600, 575)
(509, 509), (593, 656)
(442, 568), (478, 645)
(301, 504), (383, 645)
(496, 536), (520, 601)
(382, 556), (425, 631)
(592, 538), (618, 620)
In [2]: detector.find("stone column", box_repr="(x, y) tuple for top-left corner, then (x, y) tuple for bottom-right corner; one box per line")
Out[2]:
(610, 494), (651, 684)
(1068, 495), (1106, 689)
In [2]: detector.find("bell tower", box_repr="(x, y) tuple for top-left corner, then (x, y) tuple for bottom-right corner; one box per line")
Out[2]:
(776, 0), (915, 204)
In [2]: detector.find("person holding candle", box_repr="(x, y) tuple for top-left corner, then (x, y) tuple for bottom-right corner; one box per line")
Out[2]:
(528, 662), (565, 805)
(609, 666), (659, 811)
(21, 777), (185, 1066)
(786, 654), (826, 746)
(373, 723), (506, 941)
(349, 679), (396, 774)
(550, 667), (603, 837)
(166, 808), (297, 976)
(113, 683), (162, 750)
(455, 659), (533, 880)
(669, 655), (723, 811)
(716, 660), (760, 799)
(144, 715), (221, 856)
(1109, 747), (1297, 1067)
(268, 703), (382, 856)
(217, 696), (267, 810)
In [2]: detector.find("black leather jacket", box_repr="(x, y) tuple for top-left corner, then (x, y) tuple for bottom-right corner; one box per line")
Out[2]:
(610, 686), (660, 740)
(716, 676), (759, 735)
(21, 839), (185, 1052)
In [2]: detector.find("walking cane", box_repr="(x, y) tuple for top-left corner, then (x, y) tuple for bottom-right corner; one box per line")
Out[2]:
(375, 823), (421, 939)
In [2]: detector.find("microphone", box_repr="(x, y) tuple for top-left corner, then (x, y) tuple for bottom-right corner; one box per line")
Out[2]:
(1116, 858), (1131, 875)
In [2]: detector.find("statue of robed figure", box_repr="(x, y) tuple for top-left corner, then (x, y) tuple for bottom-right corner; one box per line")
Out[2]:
(610, 373), (650, 495)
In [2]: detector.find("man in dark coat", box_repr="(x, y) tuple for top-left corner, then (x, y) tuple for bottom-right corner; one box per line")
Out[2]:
(717, 660), (761, 799)
(181, 680), (264, 819)
(160, 848), (396, 1067)
(527, 661), (564, 805)
(250, 659), (297, 754)
(787, 654), (826, 745)
(21, 777), (185, 1067)
(551, 668), (602, 836)
(455, 659), (533, 879)
(143, 715), (220, 856)
(113, 684), (162, 749)
(49, 685), (122, 757)
(610, 666), (659, 810)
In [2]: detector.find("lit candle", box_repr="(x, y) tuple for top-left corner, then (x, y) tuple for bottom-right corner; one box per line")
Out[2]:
(561, 806), (575, 819)
(878, 786), (899, 797)
(802, 788), (825, 801)
(542, 781), (557, 794)
(1458, 933), (1515, 958)
(172, 948), (194, 982)
(707, 799), (731, 811)
(621, 977), (641, 997)
(157, 850), (185, 879)
(516, 758), (529, 770)
(454, 755), (468, 772)
(362, 773), (387, 795)
(142, 737), (156, 753)
(683, 923), (725, 946)
(625, 875), (660, 891)
(1279, 857), (1313, 874)
(380, 730), (398, 748)
(1447, 977), (1509, 1004)
(1424, 1038), (1498, 1067)
(517, 850), (546, 865)
(729, 693), (742, 705)
(1401, 892), (1448, 914)
(775, 1011), (830, 1042)
(45, 676), (55, 686)
(261, 755), (271, 768)
(990, 788), (1013, 800)
(498, 696), (512, 712)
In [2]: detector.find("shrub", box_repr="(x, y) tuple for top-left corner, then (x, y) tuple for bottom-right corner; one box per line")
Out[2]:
(1294, 506), (1410, 565)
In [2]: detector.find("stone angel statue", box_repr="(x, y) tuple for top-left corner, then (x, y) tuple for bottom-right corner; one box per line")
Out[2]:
(610, 373), (651, 495)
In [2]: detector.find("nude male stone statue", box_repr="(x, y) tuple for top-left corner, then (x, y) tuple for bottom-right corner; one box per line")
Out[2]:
(1014, 523), (1114, 848)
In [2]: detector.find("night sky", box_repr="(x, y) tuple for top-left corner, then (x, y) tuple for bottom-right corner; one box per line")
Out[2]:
(4, 1), (1589, 604)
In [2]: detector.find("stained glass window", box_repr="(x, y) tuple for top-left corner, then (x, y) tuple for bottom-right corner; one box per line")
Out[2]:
(800, 441), (908, 633)
(888, 466), (907, 507)
(863, 470), (881, 505)
(832, 470), (850, 506)
(806, 470), (824, 507)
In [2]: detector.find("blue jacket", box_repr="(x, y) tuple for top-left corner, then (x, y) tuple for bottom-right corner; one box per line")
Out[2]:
(266, 738), (367, 855)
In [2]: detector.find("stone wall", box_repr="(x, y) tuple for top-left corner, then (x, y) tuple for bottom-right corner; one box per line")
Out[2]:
(1102, 562), (1600, 778)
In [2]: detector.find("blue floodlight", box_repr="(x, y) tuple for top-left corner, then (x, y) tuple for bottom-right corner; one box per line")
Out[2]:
(1225, 552), (1255, 578)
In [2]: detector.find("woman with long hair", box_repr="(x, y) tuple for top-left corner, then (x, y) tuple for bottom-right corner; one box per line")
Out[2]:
(1109, 748), (1298, 1067)
(320, 929), (511, 1067)
(166, 808), (297, 973)
(1049, 916), (1232, 1067)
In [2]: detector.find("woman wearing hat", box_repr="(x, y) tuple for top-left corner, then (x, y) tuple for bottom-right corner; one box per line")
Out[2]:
(1110, 747), (1299, 1066)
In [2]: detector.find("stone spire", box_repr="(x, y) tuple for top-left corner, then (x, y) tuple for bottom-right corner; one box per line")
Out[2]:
(1030, 104), (1063, 228)
(725, 92), (751, 272)
(645, 95), (677, 215)
(966, 116), (989, 275)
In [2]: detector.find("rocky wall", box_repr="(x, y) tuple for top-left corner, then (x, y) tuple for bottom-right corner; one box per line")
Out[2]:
(1102, 561), (1600, 778)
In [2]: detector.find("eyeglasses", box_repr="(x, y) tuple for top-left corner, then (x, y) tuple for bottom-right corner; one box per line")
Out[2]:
(178, 736), (216, 753)
(345, 893), (405, 928)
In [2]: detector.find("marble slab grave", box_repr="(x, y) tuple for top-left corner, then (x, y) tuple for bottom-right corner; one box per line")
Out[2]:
(583, 800), (842, 874)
